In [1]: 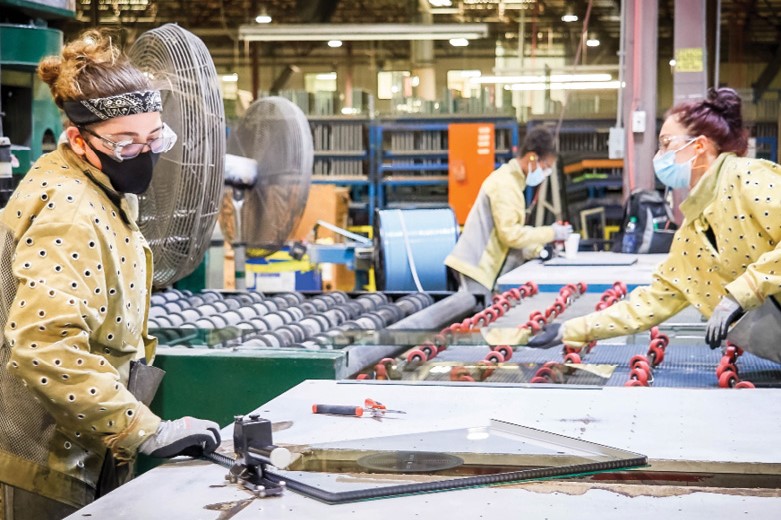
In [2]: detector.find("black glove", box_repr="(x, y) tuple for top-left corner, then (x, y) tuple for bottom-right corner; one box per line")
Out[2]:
(526, 323), (564, 349)
(139, 417), (221, 458)
(705, 296), (744, 349)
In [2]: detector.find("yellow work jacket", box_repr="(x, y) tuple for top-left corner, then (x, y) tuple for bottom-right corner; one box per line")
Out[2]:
(445, 159), (555, 290)
(564, 153), (781, 346)
(0, 145), (161, 507)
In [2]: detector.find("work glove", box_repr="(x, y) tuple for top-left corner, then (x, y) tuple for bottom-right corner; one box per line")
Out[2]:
(705, 296), (744, 349)
(551, 223), (573, 242)
(526, 322), (564, 349)
(139, 416), (221, 458)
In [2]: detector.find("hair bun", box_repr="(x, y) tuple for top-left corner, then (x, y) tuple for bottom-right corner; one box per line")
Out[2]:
(706, 87), (742, 119)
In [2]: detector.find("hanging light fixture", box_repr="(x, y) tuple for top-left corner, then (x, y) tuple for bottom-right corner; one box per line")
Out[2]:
(561, 12), (578, 23)
(255, 7), (272, 24)
(586, 34), (600, 47)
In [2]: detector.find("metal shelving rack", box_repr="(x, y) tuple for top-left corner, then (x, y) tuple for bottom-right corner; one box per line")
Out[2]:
(373, 116), (519, 209)
(309, 116), (375, 225)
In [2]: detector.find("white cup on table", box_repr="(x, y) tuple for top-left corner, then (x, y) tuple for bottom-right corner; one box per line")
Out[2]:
(564, 232), (581, 259)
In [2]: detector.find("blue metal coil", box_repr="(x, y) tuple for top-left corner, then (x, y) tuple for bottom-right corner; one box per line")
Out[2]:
(375, 208), (458, 291)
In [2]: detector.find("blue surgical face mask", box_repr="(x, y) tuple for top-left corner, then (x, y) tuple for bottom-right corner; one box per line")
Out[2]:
(525, 164), (551, 187)
(652, 139), (695, 189)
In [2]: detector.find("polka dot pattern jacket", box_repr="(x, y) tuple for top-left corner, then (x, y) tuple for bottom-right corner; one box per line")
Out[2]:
(563, 153), (781, 347)
(0, 145), (161, 507)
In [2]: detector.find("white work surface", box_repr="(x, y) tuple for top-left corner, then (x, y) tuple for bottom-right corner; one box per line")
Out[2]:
(68, 381), (781, 519)
(497, 252), (666, 292)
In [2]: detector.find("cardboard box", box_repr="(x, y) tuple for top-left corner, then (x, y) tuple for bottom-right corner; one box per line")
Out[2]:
(290, 184), (351, 242)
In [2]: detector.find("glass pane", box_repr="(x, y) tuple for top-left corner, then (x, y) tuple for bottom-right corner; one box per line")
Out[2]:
(265, 419), (646, 503)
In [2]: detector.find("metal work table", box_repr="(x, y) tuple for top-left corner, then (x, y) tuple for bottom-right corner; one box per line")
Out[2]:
(496, 251), (667, 292)
(68, 380), (781, 519)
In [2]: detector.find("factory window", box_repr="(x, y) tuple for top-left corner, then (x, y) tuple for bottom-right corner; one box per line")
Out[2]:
(447, 70), (482, 98)
(304, 72), (337, 94)
(377, 71), (411, 100)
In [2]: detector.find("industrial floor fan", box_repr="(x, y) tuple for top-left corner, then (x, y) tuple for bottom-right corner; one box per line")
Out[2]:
(128, 24), (225, 288)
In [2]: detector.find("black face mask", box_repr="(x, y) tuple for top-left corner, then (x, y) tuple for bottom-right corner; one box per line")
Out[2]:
(89, 146), (159, 195)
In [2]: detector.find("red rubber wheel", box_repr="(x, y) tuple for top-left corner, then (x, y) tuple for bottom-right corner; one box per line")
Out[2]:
(630, 354), (648, 368)
(629, 367), (650, 385)
(718, 370), (738, 388)
(564, 352), (582, 364)
(543, 360), (559, 369)
(600, 290), (616, 302)
(724, 345), (744, 360)
(613, 281), (627, 295)
(419, 343), (435, 359)
(448, 323), (465, 332)
(485, 351), (505, 363)
(525, 281), (539, 295)
(577, 282), (588, 293)
(483, 307), (497, 323)
(716, 362), (739, 378)
(379, 357), (395, 367)
(461, 318), (474, 330)
(374, 364), (388, 380)
(449, 366), (470, 381)
(564, 345), (579, 355)
(652, 334), (670, 348)
(595, 301), (608, 311)
(508, 288), (522, 301)
(530, 376), (550, 384)
(735, 381), (755, 389)
(525, 320), (543, 333)
(603, 294), (617, 306)
(649, 326), (660, 339)
(528, 309), (545, 321)
(648, 344), (665, 366)
(585, 340), (598, 353)
(544, 306), (558, 320)
(491, 304), (506, 318)
(634, 360), (652, 375)
(625, 379), (646, 387)
(535, 367), (563, 383)
(517, 286), (528, 298)
(356, 373), (372, 380)
(476, 360), (496, 379)
(406, 348), (428, 364)
(494, 344), (513, 361)
(649, 338), (668, 351)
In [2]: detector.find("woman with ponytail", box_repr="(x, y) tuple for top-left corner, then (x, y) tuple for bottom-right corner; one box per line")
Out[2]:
(528, 88), (781, 363)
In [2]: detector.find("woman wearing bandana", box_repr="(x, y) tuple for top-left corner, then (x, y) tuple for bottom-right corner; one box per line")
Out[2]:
(0, 30), (219, 519)
(529, 88), (781, 361)
(445, 127), (573, 297)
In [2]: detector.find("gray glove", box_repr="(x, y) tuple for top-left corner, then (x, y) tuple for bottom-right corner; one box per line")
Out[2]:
(139, 417), (221, 458)
(705, 296), (744, 349)
(551, 223), (573, 241)
(527, 323), (564, 349)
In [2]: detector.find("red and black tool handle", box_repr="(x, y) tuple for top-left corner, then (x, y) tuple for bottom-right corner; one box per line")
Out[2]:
(312, 404), (364, 417)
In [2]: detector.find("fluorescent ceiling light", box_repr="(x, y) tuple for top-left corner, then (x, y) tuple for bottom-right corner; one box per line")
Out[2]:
(238, 23), (488, 42)
(221, 73), (238, 82)
(505, 80), (623, 91)
(450, 38), (469, 47)
(255, 8), (272, 24)
(561, 14), (579, 23)
(428, 0), (453, 6)
(471, 73), (612, 84)
(586, 38), (600, 47)
(327, 40), (343, 48)
(315, 72), (337, 80)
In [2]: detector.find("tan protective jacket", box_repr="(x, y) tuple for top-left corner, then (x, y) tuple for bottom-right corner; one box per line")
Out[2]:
(0, 145), (161, 507)
(445, 159), (555, 290)
(563, 153), (781, 346)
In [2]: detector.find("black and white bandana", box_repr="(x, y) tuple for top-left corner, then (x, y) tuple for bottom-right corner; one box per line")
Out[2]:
(63, 90), (162, 125)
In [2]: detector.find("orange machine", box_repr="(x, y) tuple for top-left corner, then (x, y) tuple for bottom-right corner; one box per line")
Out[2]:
(448, 122), (496, 224)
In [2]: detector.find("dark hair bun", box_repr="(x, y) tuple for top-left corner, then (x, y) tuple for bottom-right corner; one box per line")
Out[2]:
(706, 87), (742, 121)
